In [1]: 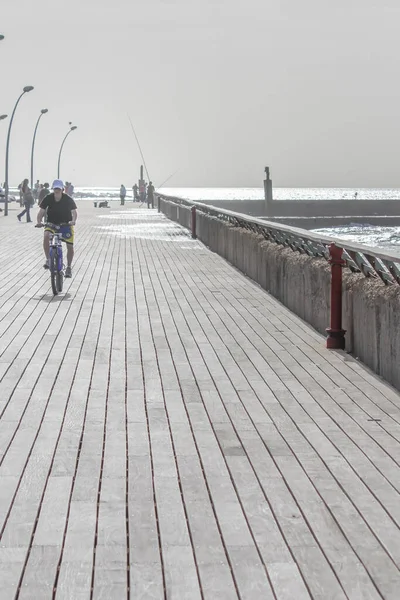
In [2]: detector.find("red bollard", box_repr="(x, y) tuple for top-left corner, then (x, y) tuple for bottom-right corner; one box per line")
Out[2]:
(191, 206), (197, 239)
(326, 242), (346, 349)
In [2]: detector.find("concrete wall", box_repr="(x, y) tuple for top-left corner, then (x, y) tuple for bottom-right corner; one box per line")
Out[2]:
(160, 198), (400, 391)
(266, 198), (400, 218)
(159, 193), (400, 221)
(342, 275), (400, 388)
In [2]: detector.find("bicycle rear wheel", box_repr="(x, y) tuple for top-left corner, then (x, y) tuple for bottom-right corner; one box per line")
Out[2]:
(50, 250), (59, 295)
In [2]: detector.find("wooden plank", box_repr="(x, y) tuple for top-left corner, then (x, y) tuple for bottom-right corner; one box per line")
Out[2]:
(32, 476), (73, 547)
(18, 545), (60, 599)
(55, 561), (93, 600)
(162, 545), (202, 599)
(61, 501), (97, 563)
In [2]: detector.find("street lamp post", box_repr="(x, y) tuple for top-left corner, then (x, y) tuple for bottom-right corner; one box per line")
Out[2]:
(30, 109), (48, 190)
(57, 125), (77, 179)
(4, 86), (34, 216)
(0, 115), (7, 188)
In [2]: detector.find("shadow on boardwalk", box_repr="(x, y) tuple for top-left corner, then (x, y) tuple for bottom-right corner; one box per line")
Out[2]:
(1, 203), (400, 599)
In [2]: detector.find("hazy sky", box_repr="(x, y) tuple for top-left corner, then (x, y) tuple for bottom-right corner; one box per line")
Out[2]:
(2, 0), (400, 188)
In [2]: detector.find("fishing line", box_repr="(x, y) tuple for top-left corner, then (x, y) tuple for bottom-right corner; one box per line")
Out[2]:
(156, 169), (179, 192)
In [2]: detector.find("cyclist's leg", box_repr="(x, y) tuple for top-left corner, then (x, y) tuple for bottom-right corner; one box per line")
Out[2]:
(60, 227), (74, 267)
(66, 244), (74, 267)
(65, 243), (74, 277)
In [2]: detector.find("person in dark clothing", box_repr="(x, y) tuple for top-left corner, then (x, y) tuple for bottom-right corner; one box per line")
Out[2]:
(17, 179), (34, 222)
(36, 179), (77, 278)
(147, 181), (155, 208)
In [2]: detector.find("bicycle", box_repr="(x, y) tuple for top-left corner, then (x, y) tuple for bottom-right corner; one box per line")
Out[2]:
(35, 222), (68, 295)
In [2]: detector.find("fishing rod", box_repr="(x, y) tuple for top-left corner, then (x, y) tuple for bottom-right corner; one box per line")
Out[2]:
(138, 169), (177, 208)
(127, 114), (151, 183)
(127, 114), (179, 209)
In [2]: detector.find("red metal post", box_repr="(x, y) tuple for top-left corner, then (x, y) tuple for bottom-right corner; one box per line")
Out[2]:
(191, 206), (197, 239)
(157, 195), (160, 213)
(326, 242), (346, 349)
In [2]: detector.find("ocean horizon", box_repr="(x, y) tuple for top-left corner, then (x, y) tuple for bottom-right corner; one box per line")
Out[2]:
(54, 186), (400, 202)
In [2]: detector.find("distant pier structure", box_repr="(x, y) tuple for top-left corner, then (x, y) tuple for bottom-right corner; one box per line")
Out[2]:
(263, 168), (400, 228)
(161, 167), (400, 228)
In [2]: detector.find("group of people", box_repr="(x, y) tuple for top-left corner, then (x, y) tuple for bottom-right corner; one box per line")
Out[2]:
(119, 182), (155, 206)
(26, 180), (75, 204)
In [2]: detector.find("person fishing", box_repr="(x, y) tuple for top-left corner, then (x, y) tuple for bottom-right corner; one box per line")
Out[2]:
(127, 114), (178, 208)
(147, 181), (155, 208)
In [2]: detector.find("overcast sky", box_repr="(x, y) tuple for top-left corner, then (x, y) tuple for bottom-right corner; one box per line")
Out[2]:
(2, 0), (400, 188)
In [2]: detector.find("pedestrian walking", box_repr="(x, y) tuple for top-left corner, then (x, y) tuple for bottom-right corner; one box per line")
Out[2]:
(18, 182), (23, 207)
(17, 179), (34, 223)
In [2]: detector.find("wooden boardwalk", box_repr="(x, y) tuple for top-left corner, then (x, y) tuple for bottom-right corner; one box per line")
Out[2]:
(1, 201), (400, 599)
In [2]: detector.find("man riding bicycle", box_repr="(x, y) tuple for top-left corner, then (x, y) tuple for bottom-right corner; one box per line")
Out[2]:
(36, 179), (77, 278)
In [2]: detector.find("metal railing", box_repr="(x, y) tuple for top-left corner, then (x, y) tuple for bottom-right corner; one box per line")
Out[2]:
(158, 195), (400, 287)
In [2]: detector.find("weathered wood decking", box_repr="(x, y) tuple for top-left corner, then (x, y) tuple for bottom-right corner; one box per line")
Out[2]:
(1, 202), (400, 599)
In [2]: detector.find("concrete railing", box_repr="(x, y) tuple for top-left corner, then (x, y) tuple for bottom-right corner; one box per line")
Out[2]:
(158, 195), (400, 392)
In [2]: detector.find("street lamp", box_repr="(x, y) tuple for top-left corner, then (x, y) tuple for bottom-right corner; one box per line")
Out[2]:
(4, 85), (34, 216)
(0, 115), (7, 187)
(57, 125), (77, 179)
(31, 108), (48, 190)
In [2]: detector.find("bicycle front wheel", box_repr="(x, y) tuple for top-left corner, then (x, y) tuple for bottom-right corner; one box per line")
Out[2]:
(50, 250), (58, 295)
(56, 268), (63, 293)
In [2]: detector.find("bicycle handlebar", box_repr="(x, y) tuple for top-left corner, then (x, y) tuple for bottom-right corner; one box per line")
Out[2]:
(35, 222), (71, 229)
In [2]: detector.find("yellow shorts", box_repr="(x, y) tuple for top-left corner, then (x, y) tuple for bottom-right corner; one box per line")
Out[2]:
(45, 224), (75, 245)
